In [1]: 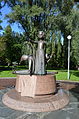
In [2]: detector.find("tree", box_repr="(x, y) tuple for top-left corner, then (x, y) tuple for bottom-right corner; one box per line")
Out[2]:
(1, 0), (79, 69)
(3, 25), (23, 64)
(0, 36), (6, 65)
(0, 7), (3, 30)
(72, 31), (79, 67)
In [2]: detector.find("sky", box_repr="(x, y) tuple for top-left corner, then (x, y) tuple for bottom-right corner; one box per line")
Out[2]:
(0, 1), (79, 35)
(0, 4), (24, 34)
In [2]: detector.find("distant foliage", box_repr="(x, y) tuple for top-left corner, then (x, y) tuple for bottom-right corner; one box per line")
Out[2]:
(0, 0), (79, 69)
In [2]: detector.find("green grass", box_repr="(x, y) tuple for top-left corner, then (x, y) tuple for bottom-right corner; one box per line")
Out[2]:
(0, 69), (79, 81)
(0, 70), (16, 77)
(48, 70), (79, 81)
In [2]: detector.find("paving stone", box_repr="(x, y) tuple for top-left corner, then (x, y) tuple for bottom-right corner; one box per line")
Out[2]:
(0, 88), (14, 101)
(69, 92), (79, 102)
(0, 93), (4, 101)
(0, 102), (8, 108)
(6, 111), (27, 119)
(23, 114), (38, 119)
(0, 89), (10, 95)
(43, 110), (78, 119)
(17, 112), (51, 119)
(0, 117), (5, 119)
(0, 108), (15, 118)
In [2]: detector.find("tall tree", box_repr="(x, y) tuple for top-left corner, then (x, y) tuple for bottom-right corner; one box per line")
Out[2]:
(1, 0), (79, 68)
(0, 36), (6, 65)
(3, 25), (23, 64)
(72, 30), (79, 67)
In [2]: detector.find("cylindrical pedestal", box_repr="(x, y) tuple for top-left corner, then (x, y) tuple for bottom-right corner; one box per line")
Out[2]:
(2, 74), (69, 112)
(15, 75), (57, 97)
(2, 89), (69, 112)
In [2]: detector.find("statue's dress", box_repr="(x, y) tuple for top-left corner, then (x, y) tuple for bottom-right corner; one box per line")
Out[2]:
(35, 40), (46, 75)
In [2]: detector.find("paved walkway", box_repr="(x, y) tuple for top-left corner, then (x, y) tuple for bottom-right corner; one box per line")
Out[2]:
(0, 87), (79, 119)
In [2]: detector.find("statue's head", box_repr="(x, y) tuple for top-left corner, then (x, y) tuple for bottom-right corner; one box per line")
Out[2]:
(38, 31), (45, 39)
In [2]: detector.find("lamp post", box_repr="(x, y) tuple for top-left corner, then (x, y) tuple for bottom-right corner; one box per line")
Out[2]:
(67, 35), (72, 80)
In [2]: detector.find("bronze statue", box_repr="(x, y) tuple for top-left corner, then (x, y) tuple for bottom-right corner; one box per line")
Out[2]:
(20, 31), (52, 75)
(34, 31), (46, 75)
(20, 55), (34, 75)
(28, 31), (46, 75)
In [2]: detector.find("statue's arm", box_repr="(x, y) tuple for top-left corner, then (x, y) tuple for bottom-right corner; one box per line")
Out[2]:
(46, 54), (53, 63)
(28, 39), (38, 44)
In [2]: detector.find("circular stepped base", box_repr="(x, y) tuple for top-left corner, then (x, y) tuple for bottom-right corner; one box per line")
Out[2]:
(2, 89), (69, 112)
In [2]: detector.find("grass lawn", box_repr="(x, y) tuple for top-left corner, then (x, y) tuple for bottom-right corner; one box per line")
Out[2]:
(55, 70), (79, 81)
(0, 70), (16, 77)
(0, 68), (79, 81)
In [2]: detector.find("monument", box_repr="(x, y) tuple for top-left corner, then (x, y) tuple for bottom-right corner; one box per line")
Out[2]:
(2, 31), (69, 112)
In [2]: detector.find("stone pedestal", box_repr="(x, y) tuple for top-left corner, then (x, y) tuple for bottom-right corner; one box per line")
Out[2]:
(2, 89), (69, 112)
(15, 75), (56, 97)
(2, 74), (69, 112)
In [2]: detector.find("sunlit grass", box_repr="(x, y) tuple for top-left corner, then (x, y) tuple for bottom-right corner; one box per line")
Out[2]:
(0, 68), (79, 81)
(0, 70), (16, 77)
(48, 70), (79, 81)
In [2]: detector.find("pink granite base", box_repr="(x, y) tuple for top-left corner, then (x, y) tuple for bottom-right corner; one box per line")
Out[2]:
(15, 75), (57, 97)
(2, 89), (69, 112)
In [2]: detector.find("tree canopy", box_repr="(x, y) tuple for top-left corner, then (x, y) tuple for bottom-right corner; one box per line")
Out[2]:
(0, 0), (79, 69)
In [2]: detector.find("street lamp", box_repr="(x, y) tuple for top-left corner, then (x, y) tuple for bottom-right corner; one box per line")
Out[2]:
(67, 35), (72, 80)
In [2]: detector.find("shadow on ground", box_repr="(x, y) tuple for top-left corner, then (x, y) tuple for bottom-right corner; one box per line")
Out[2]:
(71, 71), (79, 77)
